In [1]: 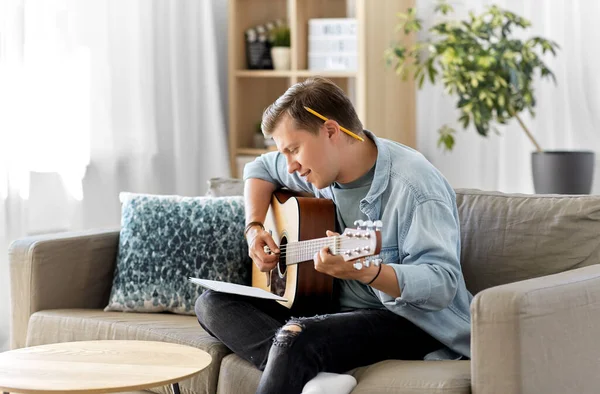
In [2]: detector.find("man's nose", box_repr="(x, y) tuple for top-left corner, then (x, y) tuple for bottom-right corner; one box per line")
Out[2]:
(287, 160), (300, 174)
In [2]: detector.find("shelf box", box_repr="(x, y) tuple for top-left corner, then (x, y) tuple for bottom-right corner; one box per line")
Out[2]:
(308, 54), (358, 72)
(308, 36), (358, 53)
(308, 18), (358, 37)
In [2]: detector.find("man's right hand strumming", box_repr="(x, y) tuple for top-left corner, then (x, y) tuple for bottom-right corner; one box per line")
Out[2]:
(244, 178), (279, 273)
(246, 224), (280, 272)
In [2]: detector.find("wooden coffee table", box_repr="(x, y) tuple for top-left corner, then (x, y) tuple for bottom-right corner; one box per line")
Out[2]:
(0, 340), (212, 394)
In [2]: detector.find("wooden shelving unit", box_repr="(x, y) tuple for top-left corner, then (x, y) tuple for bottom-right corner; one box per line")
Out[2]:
(228, 0), (415, 177)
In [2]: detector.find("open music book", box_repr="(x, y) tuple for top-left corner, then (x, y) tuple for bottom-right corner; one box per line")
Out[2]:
(188, 277), (288, 302)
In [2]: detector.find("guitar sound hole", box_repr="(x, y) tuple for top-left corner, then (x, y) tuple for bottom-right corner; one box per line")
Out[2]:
(278, 260), (287, 277)
(277, 236), (288, 276)
(271, 236), (288, 296)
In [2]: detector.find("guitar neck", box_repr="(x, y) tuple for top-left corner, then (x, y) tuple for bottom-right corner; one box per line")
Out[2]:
(283, 237), (338, 266)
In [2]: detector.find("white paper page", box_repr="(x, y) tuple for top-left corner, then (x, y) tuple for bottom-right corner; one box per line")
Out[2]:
(188, 278), (288, 302)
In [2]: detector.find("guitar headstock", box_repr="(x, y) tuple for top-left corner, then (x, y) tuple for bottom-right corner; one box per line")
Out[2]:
(338, 220), (383, 270)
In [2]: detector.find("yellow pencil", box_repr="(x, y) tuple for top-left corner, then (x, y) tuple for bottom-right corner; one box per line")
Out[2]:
(303, 106), (364, 142)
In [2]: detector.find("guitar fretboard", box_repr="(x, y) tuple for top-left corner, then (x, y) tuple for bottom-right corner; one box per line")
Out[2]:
(281, 237), (340, 265)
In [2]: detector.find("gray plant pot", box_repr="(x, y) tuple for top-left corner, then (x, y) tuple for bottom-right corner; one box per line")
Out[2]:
(531, 151), (595, 194)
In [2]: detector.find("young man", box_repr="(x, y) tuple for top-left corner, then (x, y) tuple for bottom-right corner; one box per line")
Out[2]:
(195, 77), (472, 394)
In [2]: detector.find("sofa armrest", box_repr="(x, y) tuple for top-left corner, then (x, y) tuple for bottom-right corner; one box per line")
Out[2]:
(471, 264), (600, 394)
(9, 228), (120, 349)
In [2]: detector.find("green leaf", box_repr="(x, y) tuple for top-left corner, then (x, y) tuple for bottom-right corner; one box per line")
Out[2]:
(435, 1), (454, 15)
(394, 46), (406, 58)
(477, 56), (495, 68)
(427, 59), (438, 84)
(418, 72), (426, 88)
(475, 122), (488, 137)
(438, 125), (456, 151)
(395, 63), (406, 78)
(458, 113), (470, 129)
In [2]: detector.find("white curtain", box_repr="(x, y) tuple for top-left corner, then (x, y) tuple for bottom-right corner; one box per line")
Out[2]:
(416, 0), (600, 194)
(0, 0), (229, 351)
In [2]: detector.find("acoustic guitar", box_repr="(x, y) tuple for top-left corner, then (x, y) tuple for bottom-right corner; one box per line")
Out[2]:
(251, 190), (382, 315)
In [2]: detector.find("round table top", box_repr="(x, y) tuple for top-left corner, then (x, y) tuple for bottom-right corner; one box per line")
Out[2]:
(0, 340), (212, 394)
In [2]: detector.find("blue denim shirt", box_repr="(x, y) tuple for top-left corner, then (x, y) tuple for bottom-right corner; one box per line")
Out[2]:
(243, 130), (473, 359)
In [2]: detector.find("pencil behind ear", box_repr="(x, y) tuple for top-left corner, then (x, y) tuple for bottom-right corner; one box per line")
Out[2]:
(323, 120), (339, 139)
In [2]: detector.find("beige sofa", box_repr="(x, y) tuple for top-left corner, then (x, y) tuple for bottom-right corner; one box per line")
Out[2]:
(9, 189), (600, 394)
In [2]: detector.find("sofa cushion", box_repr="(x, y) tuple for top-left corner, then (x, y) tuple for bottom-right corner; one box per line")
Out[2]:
(26, 309), (231, 394)
(351, 359), (470, 394)
(215, 353), (470, 394)
(456, 189), (600, 294)
(105, 192), (251, 315)
(216, 354), (262, 394)
(206, 177), (244, 197)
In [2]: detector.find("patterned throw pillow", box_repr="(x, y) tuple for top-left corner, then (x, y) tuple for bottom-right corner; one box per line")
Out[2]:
(105, 192), (251, 315)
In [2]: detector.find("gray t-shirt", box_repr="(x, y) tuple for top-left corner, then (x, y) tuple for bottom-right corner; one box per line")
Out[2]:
(332, 164), (385, 311)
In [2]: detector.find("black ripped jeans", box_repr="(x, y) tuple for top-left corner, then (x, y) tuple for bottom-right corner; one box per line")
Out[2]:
(195, 290), (443, 394)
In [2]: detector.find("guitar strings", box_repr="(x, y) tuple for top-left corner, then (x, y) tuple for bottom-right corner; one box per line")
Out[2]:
(274, 239), (371, 260)
(273, 237), (370, 252)
(274, 241), (347, 255)
(275, 240), (335, 251)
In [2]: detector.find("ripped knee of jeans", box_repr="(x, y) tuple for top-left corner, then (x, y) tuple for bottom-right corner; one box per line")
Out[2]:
(273, 320), (304, 347)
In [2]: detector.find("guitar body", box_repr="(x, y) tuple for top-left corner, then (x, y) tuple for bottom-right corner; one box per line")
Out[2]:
(252, 191), (336, 316)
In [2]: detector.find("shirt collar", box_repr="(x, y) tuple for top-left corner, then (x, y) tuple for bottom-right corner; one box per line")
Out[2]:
(362, 129), (391, 205)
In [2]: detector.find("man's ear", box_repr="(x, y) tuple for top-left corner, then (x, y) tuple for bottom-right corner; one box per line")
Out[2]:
(323, 119), (340, 139)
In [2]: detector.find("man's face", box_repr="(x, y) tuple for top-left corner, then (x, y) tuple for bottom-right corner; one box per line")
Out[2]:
(271, 115), (338, 189)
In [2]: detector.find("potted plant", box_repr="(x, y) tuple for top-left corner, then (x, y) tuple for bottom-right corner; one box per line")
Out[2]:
(386, 2), (595, 194)
(270, 24), (291, 70)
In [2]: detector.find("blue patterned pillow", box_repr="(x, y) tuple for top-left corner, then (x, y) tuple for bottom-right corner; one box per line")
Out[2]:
(105, 192), (251, 315)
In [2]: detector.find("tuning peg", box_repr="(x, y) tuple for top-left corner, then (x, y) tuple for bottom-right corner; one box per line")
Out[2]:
(372, 258), (382, 266)
(362, 258), (371, 268)
(364, 220), (373, 229)
(353, 220), (365, 229)
(353, 262), (364, 270)
(374, 220), (383, 231)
